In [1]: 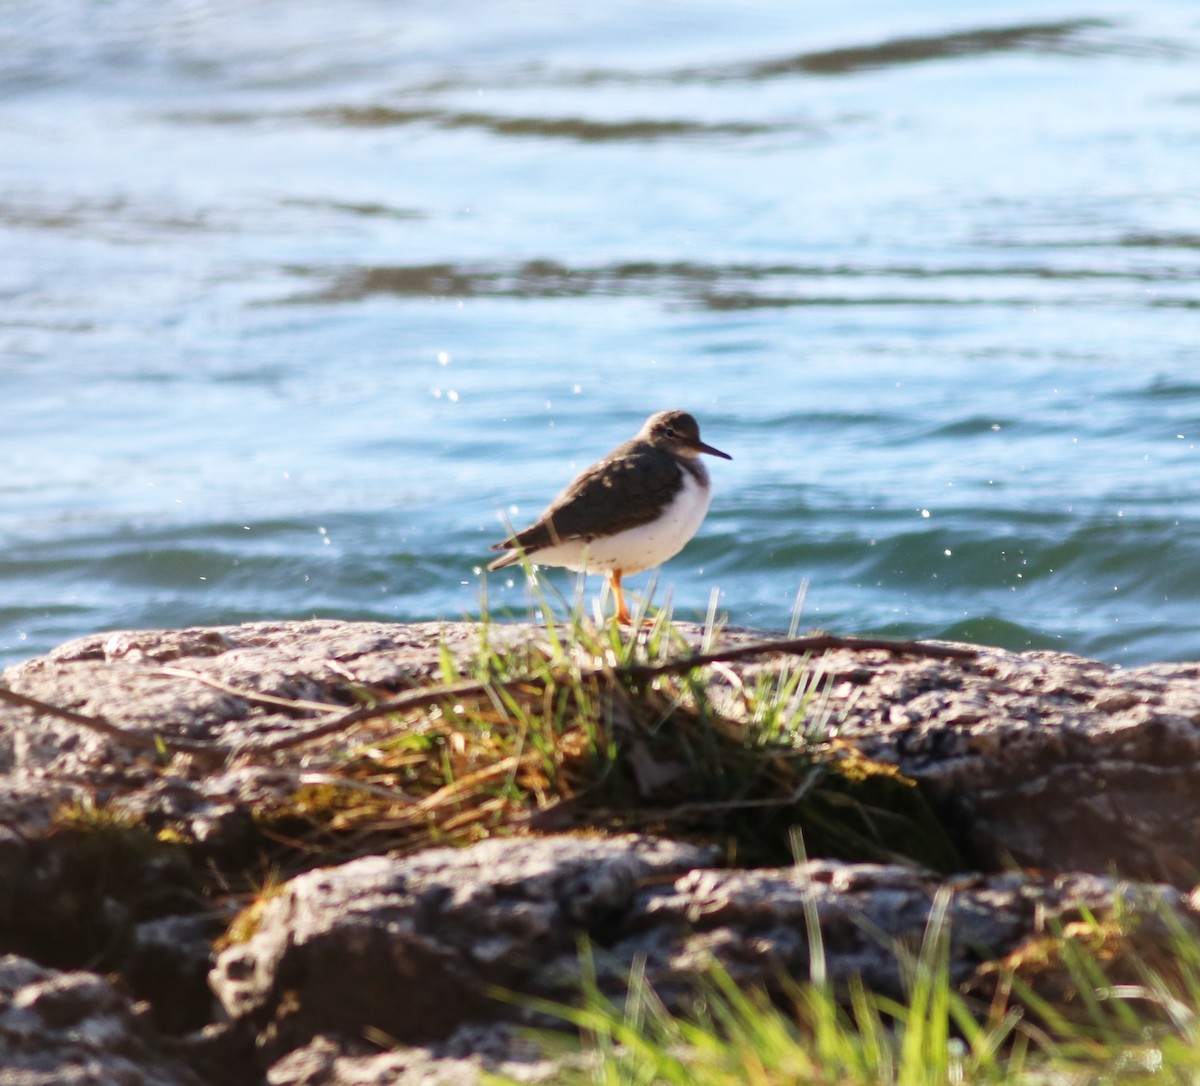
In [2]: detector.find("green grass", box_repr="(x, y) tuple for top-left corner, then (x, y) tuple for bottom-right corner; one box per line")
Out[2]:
(247, 572), (962, 871)
(491, 888), (1200, 1086)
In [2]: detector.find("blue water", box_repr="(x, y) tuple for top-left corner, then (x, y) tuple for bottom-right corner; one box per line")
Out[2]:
(4, 1), (1200, 665)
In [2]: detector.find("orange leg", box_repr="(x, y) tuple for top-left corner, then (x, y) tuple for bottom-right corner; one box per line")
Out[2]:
(607, 570), (632, 625)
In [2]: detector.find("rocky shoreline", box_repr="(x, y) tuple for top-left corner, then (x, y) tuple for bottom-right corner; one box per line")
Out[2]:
(1, 619), (1197, 1084)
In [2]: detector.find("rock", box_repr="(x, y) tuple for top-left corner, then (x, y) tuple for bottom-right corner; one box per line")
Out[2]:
(4, 618), (1199, 880)
(209, 834), (714, 1057)
(0, 622), (520, 970)
(210, 833), (1193, 1077)
(4, 618), (1200, 1081)
(265, 1026), (566, 1086)
(763, 645), (1200, 881)
(0, 953), (204, 1086)
(4, 620), (480, 769)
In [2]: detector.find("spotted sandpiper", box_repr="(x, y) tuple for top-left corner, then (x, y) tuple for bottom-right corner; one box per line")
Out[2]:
(488, 410), (731, 624)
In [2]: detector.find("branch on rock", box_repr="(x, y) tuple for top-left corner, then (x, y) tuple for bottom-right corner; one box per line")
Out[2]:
(616, 633), (977, 683)
(256, 633), (978, 754)
(0, 633), (977, 762)
(0, 686), (224, 761)
(155, 667), (342, 713)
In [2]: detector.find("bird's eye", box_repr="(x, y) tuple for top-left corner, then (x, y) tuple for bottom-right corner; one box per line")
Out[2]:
(664, 427), (676, 437)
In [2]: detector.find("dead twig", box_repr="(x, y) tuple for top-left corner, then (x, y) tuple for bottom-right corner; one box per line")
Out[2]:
(0, 687), (225, 760)
(155, 667), (342, 714)
(253, 676), (547, 753)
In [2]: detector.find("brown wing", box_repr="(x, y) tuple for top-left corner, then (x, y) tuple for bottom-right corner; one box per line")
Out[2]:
(491, 441), (683, 555)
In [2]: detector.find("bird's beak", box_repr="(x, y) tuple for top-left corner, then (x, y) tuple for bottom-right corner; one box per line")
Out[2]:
(694, 439), (732, 460)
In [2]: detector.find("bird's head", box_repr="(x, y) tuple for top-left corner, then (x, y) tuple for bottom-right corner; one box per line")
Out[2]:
(642, 410), (732, 460)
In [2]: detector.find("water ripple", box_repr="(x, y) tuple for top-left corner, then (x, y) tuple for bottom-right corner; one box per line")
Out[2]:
(277, 258), (1198, 309)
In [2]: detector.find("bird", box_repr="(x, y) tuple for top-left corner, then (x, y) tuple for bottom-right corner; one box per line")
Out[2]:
(488, 410), (731, 624)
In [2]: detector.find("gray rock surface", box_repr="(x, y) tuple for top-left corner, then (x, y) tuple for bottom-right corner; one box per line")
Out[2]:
(3, 620), (485, 769)
(210, 834), (714, 1056)
(263, 1022), (571, 1085)
(2, 618), (1197, 880)
(0, 953), (204, 1086)
(210, 832), (1192, 1077)
(788, 645), (1200, 881)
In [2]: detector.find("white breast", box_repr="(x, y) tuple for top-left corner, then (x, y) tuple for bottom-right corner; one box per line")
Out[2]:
(528, 470), (713, 575)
